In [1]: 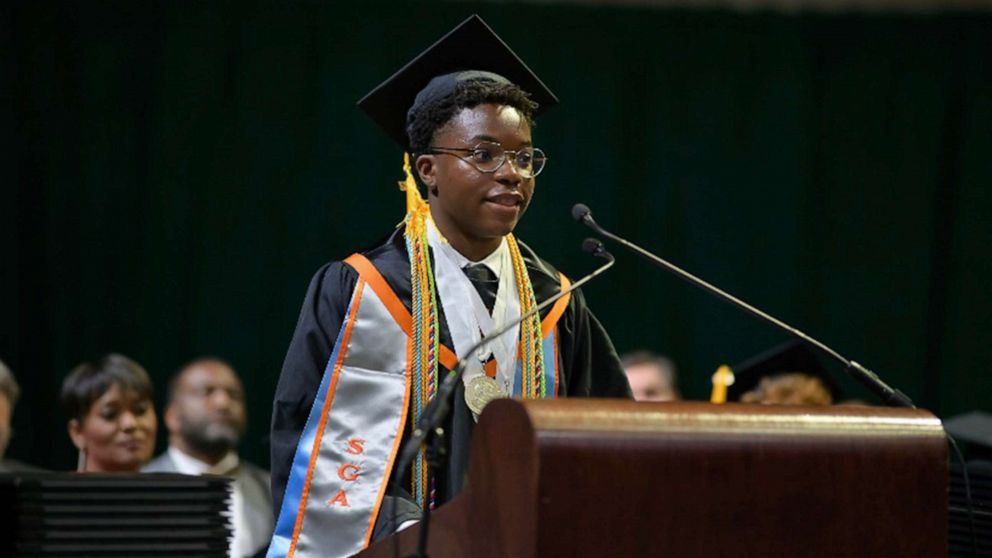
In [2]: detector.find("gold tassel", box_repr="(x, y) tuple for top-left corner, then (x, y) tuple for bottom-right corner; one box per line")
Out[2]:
(710, 364), (735, 403)
(400, 153), (429, 229)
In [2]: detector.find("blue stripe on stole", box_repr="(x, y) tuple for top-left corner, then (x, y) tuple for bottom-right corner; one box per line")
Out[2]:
(267, 291), (359, 558)
(511, 330), (560, 398)
(512, 359), (522, 397)
(542, 332), (557, 396)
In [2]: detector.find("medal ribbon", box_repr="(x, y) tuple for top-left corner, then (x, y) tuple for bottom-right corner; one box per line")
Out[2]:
(426, 221), (520, 396)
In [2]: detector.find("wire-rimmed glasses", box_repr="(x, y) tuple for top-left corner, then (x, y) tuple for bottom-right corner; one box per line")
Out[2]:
(426, 141), (547, 178)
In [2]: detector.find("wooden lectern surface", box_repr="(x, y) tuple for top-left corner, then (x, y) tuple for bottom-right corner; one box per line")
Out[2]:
(359, 400), (947, 558)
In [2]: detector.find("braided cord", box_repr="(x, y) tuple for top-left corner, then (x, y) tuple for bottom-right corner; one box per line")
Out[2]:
(405, 232), (425, 504)
(507, 235), (546, 398)
(401, 153), (439, 508)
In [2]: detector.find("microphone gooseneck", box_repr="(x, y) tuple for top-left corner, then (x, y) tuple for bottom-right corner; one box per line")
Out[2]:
(571, 203), (914, 408)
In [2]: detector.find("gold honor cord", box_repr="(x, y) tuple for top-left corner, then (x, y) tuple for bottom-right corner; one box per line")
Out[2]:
(401, 153), (438, 507)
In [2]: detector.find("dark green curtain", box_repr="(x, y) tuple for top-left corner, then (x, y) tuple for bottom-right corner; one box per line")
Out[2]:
(3, 1), (990, 470)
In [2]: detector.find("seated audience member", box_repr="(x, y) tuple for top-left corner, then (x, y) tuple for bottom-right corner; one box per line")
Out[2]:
(1, 359), (43, 472)
(622, 351), (681, 402)
(728, 340), (838, 406)
(61, 353), (157, 472)
(739, 373), (833, 406)
(144, 358), (273, 558)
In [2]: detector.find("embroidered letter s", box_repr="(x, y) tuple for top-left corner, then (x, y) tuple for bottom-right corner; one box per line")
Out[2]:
(345, 438), (366, 455)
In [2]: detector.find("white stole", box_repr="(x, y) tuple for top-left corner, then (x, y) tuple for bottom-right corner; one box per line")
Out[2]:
(426, 221), (520, 397)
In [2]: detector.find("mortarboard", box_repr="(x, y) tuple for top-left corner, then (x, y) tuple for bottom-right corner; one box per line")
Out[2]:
(357, 14), (559, 150)
(726, 340), (842, 404)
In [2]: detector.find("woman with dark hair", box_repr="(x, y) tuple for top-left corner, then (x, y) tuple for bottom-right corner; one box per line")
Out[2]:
(61, 353), (157, 472)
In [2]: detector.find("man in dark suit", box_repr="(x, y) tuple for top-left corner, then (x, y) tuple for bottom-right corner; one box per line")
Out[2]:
(144, 358), (274, 558)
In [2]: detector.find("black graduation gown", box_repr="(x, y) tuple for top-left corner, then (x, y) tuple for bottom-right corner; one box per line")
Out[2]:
(270, 226), (632, 535)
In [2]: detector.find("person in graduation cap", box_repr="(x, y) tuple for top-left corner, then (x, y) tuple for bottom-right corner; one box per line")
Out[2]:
(728, 340), (838, 407)
(267, 15), (631, 558)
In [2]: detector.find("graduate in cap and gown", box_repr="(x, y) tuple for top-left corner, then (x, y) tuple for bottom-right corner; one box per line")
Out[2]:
(267, 15), (631, 558)
(726, 340), (840, 406)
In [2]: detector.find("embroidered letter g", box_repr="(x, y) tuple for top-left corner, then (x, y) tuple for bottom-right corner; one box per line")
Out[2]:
(338, 463), (361, 482)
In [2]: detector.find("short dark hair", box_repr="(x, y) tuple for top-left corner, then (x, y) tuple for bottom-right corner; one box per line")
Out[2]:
(61, 353), (154, 423)
(166, 356), (235, 405)
(621, 350), (677, 384)
(406, 78), (538, 156)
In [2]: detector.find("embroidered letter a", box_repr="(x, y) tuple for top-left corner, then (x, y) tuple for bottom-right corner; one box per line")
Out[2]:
(328, 489), (350, 508)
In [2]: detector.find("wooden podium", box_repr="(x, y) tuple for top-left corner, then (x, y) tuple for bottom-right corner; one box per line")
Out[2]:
(359, 399), (947, 558)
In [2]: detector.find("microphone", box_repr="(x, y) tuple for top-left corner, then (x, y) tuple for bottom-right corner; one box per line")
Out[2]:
(582, 237), (608, 257)
(394, 237), (616, 476)
(572, 203), (594, 225)
(572, 203), (914, 408)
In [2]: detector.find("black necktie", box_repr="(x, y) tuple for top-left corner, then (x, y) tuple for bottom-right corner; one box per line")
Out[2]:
(462, 263), (498, 314)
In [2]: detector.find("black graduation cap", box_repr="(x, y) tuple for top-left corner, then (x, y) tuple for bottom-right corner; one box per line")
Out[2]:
(357, 14), (559, 150)
(726, 340), (841, 404)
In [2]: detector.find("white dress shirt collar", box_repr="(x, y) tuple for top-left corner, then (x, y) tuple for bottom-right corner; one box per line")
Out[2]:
(440, 235), (507, 279)
(167, 446), (239, 475)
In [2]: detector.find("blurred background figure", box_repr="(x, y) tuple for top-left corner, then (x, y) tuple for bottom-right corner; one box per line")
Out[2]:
(61, 353), (157, 472)
(740, 373), (833, 406)
(728, 341), (837, 406)
(943, 410), (992, 464)
(144, 358), (273, 558)
(0, 360), (18, 463)
(622, 351), (680, 402)
(1, 359), (42, 472)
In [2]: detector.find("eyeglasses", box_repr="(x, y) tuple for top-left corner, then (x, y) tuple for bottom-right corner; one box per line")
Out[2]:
(426, 141), (547, 178)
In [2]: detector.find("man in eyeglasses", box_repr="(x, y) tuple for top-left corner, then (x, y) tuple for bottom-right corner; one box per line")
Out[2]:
(268, 16), (631, 558)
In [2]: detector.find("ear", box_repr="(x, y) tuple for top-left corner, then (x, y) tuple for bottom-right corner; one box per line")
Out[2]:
(164, 403), (180, 434)
(68, 418), (86, 451)
(415, 154), (439, 196)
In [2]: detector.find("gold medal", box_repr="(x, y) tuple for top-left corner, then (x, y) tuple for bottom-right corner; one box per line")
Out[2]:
(465, 375), (507, 417)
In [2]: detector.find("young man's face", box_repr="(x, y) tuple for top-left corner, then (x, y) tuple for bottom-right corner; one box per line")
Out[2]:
(417, 103), (534, 260)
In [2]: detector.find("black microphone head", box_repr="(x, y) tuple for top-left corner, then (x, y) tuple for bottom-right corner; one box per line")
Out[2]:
(571, 203), (592, 223)
(582, 237), (615, 261)
(582, 237), (604, 255)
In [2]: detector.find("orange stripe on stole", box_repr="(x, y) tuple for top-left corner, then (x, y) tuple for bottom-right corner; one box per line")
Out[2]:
(344, 253), (458, 370)
(541, 272), (571, 338)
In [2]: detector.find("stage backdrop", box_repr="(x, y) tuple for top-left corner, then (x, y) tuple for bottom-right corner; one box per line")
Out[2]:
(3, 2), (990, 469)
